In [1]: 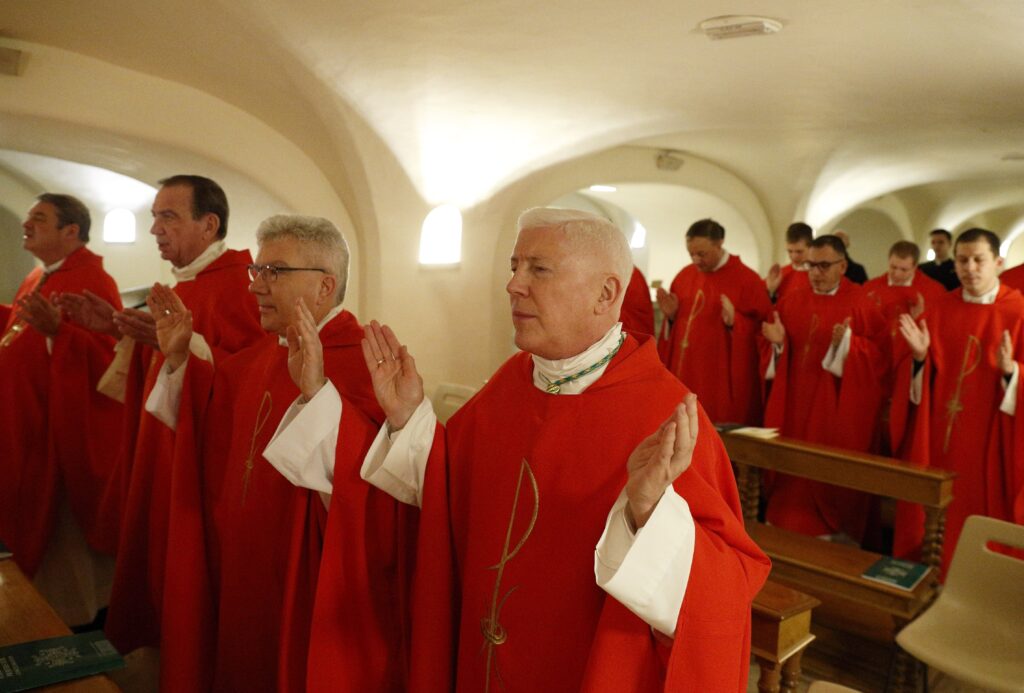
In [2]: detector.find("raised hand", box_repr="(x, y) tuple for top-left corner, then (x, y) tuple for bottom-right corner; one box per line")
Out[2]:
(147, 283), (192, 369)
(361, 320), (424, 430)
(898, 313), (929, 362)
(16, 292), (61, 337)
(720, 294), (735, 327)
(113, 307), (159, 349)
(997, 329), (1015, 377)
(55, 290), (120, 337)
(656, 287), (679, 322)
(762, 310), (785, 346)
(831, 317), (851, 350)
(625, 393), (699, 529)
(765, 263), (782, 295)
(286, 298), (327, 401)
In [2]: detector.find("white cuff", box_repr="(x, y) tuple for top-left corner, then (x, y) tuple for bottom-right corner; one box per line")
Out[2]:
(765, 342), (784, 381)
(263, 381), (342, 494)
(595, 486), (695, 637)
(46, 335), (54, 355)
(999, 362), (1019, 416)
(360, 398), (436, 508)
(144, 358), (189, 430)
(910, 361), (924, 406)
(822, 325), (851, 377)
(189, 332), (214, 364)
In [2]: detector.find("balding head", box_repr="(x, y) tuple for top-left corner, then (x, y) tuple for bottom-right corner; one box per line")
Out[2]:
(508, 208), (632, 359)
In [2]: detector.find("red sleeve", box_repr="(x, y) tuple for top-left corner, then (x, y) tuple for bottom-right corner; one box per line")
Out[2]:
(621, 268), (655, 338)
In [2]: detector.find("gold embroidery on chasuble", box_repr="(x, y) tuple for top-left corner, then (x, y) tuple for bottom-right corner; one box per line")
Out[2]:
(480, 458), (539, 693)
(673, 289), (705, 373)
(241, 390), (273, 504)
(801, 314), (820, 367)
(943, 335), (981, 453)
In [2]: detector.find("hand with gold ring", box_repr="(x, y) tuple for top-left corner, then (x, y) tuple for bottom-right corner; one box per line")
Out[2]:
(361, 320), (423, 430)
(146, 282), (192, 369)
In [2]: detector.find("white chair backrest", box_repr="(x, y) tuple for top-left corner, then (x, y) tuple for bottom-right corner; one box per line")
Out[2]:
(943, 514), (1024, 618)
(432, 382), (478, 423)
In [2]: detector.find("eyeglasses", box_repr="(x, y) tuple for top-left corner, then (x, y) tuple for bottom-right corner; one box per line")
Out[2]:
(247, 264), (328, 283)
(805, 259), (845, 272)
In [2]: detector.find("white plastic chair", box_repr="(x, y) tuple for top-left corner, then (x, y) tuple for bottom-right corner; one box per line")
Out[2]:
(896, 514), (1024, 693)
(432, 382), (478, 423)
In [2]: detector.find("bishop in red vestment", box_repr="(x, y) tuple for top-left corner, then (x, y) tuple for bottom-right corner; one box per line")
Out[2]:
(762, 235), (889, 539)
(657, 219), (771, 425)
(99, 177), (263, 658)
(0, 195), (122, 579)
(890, 229), (1024, 573)
(146, 215), (404, 693)
(359, 208), (769, 692)
(620, 265), (655, 337)
(764, 221), (814, 303)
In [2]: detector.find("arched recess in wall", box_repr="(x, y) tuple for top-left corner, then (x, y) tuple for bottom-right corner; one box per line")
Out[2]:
(823, 207), (904, 279)
(0, 40), (369, 311)
(475, 145), (772, 367)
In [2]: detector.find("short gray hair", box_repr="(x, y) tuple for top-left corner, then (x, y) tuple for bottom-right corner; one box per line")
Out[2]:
(256, 214), (350, 304)
(516, 207), (633, 282)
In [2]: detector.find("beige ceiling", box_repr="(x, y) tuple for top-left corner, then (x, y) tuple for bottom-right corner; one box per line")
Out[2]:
(4, 0), (1024, 228)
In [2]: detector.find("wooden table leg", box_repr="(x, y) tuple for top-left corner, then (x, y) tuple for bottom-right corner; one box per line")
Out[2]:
(756, 655), (782, 693)
(780, 648), (805, 692)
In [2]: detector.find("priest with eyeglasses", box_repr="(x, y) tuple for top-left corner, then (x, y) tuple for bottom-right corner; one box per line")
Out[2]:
(268, 207), (769, 691)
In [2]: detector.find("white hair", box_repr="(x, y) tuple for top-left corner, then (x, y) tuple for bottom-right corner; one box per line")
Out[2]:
(516, 207), (633, 282)
(256, 214), (350, 304)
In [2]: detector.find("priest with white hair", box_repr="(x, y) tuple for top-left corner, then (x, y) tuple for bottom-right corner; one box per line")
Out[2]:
(269, 207), (769, 691)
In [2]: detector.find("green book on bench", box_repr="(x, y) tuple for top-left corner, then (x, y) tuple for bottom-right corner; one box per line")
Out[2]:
(0, 631), (124, 692)
(862, 556), (930, 591)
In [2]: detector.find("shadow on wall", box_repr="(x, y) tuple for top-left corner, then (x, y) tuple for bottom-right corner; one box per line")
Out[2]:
(0, 206), (37, 303)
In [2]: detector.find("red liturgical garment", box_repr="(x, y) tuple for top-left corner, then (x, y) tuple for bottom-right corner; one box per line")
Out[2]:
(104, 249), (262, 655)
(658, 254), (772, 425)
(0, 247), (122, 576)
(1001, 263), (1024, 293)
(409, 335), (770, 692)
(160, 310), (394, 693)
(889, 286), (1024, 573)
(763, 280), (890, 539)
(620, 266), (655, 338)
(774, 263), (809, 302)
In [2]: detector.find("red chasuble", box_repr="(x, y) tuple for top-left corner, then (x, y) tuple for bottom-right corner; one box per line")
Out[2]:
(658, 255), (772, 425)
(0, 247), (122, 576)
(620, 266), (655, 338)
(889, 286), (1024, 572)
(104, 249), (262, 654)
(409, 335), (770, 692)
(763, 280), (889, 539)
(774, 263), (810, 302)
(158, 310), (393, 693)
(863, 271), (946, 346)
(1001, 263), (1024, 293)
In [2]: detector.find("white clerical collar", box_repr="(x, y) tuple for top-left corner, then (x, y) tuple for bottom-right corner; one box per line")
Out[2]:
(887, 275), (913, 288)
(962, 281), (999, 305)
(277, 303), (345, 347)
(171, 240), (227, 282)
(43, 257), (66, 274)
(531, 323), (623, 395)
(812, 283), (840, 296)
(711, 250), (730, 272)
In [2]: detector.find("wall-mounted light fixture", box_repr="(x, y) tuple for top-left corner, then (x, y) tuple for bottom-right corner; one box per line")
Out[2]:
(419, 204), (462, 265)
(656, 150), (685, 171)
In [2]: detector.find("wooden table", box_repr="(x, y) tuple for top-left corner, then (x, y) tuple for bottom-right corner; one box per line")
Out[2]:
(0, 559), (120, 692)
(751, 579), (820, 693)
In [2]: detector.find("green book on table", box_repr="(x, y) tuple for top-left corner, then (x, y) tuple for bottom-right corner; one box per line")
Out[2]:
(862, 556), (930, 591)
(0, 631), (124, 692)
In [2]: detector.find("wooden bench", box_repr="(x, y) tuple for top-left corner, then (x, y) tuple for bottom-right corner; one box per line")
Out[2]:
(751, 579), (820, 693)
(723, 432), (955, 691)
(0, 558), (120, 692)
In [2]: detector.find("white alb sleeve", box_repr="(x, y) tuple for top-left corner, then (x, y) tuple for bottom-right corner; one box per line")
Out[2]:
(764, 342), (784, 381)
(189, 332), (214, 363)
(594, 486), (695, 637)
(360, 397), (436, 508)
(999, 362), (1019, 416)
(910, 361), (924, 405)
(822, 325), (852, 377)
(263, 380), (343, 495)
(144, 358), (189, 430)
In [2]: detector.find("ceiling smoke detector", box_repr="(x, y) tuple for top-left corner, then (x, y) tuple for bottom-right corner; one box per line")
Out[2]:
(656, 150), (685, 171)
(699, 15), (782, 40)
